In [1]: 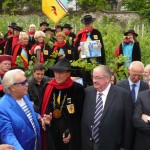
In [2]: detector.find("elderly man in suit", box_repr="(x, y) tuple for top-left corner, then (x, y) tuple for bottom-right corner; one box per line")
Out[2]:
(81, 65), (133, 150)
(116, 61), (149, 103)
(133, 89), (150, 150)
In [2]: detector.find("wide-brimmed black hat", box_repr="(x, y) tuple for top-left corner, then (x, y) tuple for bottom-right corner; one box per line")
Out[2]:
(43, 28), (55, 33)
(8, 22), (17, 28)
(63, 24), (73, 29)
(124, 29), (138, 37)
(12, 25), (23, 32)
(49, 58), (72, 72)
(81, 15), (96, 24)
(40, 21), (49, 27)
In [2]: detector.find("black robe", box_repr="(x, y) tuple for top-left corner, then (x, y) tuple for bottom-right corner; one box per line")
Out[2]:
(44, 82), (84, 150)
(74, 28), (106, 64)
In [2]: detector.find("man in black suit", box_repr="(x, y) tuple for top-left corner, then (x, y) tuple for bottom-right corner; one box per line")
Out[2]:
(116, 61), (149, 103)
(81, 65), (132, 150)
(133, 89), (150, 150)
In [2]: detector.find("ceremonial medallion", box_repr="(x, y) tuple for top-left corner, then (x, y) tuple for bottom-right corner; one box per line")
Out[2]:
(53, 109), (61, 118)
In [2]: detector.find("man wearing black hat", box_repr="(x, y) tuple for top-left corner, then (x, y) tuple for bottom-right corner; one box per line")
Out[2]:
(40, 58), (84, 150)
(74, 14), (106, 87)
(115, 29), (141, 67)
(4, 22), (17, 42)
(40, 21), (49, 31)
(62, 24), (76, 48)
(5, 25), (23, 55)
(74, 14), (105, 64)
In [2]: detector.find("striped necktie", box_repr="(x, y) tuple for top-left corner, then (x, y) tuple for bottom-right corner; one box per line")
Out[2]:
(92, 93), (103, 143)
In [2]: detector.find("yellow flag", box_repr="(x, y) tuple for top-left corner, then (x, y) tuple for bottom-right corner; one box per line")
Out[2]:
(42, 0), (68, 24)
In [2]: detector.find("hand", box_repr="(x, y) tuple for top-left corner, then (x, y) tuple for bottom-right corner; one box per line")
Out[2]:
(34, 46), (41, 54)
(38, 117), (46, 131)
(142, 114), (149, 123)
(43, 112), (52, 125)
(0, 144), (13, 150)
(63, 133), (71, 144)
(78, 46), (82, 51)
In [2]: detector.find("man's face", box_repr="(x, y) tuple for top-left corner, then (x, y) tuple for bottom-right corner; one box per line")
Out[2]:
(129, 67), (143, 83)
(11, 74), (28, 97)
(0, 60), (11, 73)
(92, 69), (110, 92)
(41, 24), (48, 31)
(54, 71), (71, 84)
(29, 26), (36, 32)
(33, 70), (45, 84)
(63, 28), (69, 33)
(84, 23), (93, 30)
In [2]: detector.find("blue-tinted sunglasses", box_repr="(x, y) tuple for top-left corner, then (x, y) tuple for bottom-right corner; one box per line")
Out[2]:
(13, 79), (28, 86)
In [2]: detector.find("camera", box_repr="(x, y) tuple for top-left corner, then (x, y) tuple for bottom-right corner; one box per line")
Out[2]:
(125, 36), (130, 40)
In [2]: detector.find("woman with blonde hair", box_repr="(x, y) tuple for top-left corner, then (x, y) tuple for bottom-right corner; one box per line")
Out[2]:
(31, 30), (52, 63)
(12, 32), (31, 69)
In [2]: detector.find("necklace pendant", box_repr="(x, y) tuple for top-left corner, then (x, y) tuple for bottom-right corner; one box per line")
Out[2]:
(53, 109), (61, 118)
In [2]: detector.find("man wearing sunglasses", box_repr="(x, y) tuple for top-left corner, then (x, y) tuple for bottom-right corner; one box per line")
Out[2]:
(0, 69), (50, 150)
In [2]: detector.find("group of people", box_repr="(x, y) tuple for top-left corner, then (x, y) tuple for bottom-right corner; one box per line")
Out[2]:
(0, 13), (149, 150)
(0, 58), (150, 150)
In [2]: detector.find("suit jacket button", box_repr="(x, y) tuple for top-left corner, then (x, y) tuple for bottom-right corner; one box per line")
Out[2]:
(90, 138), (92, 141)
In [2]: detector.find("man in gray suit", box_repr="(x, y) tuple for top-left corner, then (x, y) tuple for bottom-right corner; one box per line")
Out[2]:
(116, 61), (149, 103)
(81, 65), (132, 150)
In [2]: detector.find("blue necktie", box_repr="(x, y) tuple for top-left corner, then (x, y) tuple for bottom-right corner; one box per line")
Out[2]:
(131, 84), (136, 103)
(92, 93), (103, 143)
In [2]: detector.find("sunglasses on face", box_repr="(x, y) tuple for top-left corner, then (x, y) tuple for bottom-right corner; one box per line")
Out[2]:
(13, 79), (28, 86)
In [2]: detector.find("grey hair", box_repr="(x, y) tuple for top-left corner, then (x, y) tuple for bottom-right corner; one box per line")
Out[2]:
(93, 65), (112, 77)
(129, 61), (144, 70)
(2, 69), (25, 93)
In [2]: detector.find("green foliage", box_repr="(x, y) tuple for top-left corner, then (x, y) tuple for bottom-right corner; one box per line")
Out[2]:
(2, 14), (150, 81)
(77, 0), (111, 11)
(124, 0), (150, 22)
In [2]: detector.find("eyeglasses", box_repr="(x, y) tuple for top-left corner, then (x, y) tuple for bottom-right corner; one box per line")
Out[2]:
(91, 76), (106, 80)
(13, 79), (28, 86)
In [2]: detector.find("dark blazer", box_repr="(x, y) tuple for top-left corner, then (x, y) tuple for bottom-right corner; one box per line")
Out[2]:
(133, 90), (150, 150)
(81, 85), (133, 150)
(116, 79), (149, 102)
(28, 76), (50, 113)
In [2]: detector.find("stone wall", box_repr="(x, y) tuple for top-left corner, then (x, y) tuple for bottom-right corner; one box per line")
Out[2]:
(82, 10), (140, 25)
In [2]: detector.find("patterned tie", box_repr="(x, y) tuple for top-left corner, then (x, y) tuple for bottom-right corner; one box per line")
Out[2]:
(92, 93), (103, 143)
(131, 84), (136, 103)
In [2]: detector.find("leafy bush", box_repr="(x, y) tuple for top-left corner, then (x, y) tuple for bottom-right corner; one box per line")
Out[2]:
(1, 14), (150, 80)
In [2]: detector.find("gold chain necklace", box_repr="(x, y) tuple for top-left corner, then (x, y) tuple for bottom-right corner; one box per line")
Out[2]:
(53, 92), (67, 118)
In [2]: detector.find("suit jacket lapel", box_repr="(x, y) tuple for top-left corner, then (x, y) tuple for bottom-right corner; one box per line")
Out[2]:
(90, 87), (97, 124)
(100, 85), (116, 123)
